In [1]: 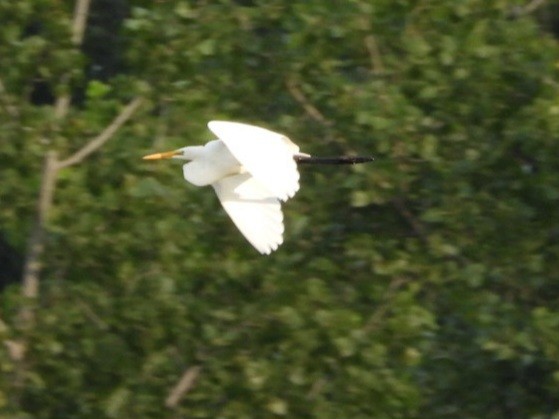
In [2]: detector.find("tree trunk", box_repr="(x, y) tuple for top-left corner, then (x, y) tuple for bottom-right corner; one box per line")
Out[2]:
(21, 151), (58, 303)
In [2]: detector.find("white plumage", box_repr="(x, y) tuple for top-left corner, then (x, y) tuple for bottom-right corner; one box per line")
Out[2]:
(208, 121), (301, 201)
(213, 172), (284, 254)
(143, 121), (306, 254)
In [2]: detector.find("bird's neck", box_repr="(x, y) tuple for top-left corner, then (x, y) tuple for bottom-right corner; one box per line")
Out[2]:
(175, 146), (204, 160)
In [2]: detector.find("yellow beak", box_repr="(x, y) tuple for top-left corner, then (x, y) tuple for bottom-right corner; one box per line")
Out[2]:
(142, 150), (180, 160)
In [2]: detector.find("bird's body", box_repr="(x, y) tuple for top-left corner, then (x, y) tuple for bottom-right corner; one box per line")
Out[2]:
(181, 140), (241, 187)
(143, 121), (373, 254)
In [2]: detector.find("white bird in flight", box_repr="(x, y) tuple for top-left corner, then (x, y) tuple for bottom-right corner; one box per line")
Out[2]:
(143, 121), (373, 255)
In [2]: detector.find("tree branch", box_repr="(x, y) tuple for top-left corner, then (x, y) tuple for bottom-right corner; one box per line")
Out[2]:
(21, 97), (142, 309)
(364, 276), (409, 332)
(57, 97), (143, 169)
(364, 34), (384, 74)
(76, 298), (109, 330)
(509, 0), (548, 17)
(307, 377), (327, 399)
(21, 151), (59, 303)
(54, 0), (92, 119)
(5, 340), (26, 362)
(165, 366), (202, 408)
(285, 78), (333, 127)
(522, 0), (547, 14)
(391, 197), (428, 244)
(71, 0), (92, 45)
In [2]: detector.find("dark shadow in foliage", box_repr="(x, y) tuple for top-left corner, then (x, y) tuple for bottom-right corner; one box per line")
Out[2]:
(0, 233), (22, 290)
(28, 0), (129, 106)
(82, 0), (129, 82)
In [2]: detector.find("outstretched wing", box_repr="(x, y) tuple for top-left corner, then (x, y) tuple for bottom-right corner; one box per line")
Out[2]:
(208, 121), (300, 201)
(212, 173), (284, 255)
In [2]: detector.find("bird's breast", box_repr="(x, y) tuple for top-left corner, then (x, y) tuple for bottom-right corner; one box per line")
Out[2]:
(183, 140), (242, 186)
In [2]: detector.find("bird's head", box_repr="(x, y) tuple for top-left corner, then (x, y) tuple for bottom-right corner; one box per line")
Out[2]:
(142, 147), (193, 161)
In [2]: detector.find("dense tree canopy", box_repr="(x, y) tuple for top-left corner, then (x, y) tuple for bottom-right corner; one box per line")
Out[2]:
(1, 1), (559, 418)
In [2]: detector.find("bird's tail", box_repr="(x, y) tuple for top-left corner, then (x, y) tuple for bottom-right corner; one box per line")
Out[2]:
(294, 155), (374, 165)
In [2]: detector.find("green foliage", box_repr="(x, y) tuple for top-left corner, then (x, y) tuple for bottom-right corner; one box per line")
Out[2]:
(1, 0), (559, 418)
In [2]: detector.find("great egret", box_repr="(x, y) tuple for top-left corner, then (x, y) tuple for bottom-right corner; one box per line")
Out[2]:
(143, 121), (373, 254)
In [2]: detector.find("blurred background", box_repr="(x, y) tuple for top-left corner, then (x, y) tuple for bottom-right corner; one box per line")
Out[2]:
(1, 0), (559, 417)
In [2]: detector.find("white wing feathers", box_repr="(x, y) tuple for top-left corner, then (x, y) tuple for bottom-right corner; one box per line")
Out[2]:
(208, 121), (300, 201)
(213, 173), (284, 255)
